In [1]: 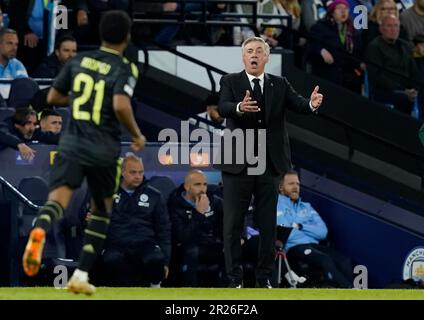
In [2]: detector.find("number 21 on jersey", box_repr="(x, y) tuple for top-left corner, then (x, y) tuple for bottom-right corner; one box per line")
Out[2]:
(72, 73), (105, 125)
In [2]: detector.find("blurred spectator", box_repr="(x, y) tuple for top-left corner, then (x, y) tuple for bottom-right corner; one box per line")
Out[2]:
(189, 93), (226, 135)
(167, 169), (225, 287)
(151, 2), (226, 45)
(72, 0), (130, 44)
(39, 108), (62, 133)
(0, 28), (28, 79)
(308, 0), (363, 93)
(365, 14), (418, 114)
(33, 34), (77, 78)
(0, 107), (59, 160)
(301, 0), (328, 32)
(132, 2), (178, 45)
(362, 0), (409, 48)
(399, 0), (424, 42)
(0, 6), (5, 30)
(258, 0), (302, 48)
(276, 170), (353, 288)
(102, 154), (171, 287)
(413, 34), (424, 119)
(419, 121), (424, 146)
(8, 0), (50, 75)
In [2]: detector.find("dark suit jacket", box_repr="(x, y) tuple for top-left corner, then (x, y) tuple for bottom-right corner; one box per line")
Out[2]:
(215, 71), (313, 175)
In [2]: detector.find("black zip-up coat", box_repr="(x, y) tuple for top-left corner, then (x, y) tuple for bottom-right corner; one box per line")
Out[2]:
(106, 180), (171, 264)
(0, 117), (60, 152)
(167, 184), (223, 247)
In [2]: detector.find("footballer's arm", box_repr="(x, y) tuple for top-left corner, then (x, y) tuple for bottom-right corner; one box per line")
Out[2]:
(113, 94), (145, 151)
(47, 87), (70, 106)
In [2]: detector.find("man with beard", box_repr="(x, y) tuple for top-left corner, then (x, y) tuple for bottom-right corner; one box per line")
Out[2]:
(33, 35), (77, 78)
(0, 107), (59, 161)
(0, 28), (28, 79)
(276, 170), (353, 288)
(167, 170), (224, 287)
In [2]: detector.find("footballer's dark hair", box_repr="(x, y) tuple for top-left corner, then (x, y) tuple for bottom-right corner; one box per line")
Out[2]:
(99, 10), (132, 44)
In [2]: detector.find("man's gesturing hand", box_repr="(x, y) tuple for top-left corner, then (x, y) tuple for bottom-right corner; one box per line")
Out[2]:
(239, 90), (260, 113)
(310, 85), (323, 109)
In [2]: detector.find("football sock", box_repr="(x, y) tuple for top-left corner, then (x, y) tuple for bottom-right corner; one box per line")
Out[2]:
(78, 214), (110, 272)
(34, 200), (64, 233)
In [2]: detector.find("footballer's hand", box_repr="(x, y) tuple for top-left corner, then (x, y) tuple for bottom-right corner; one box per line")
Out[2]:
(131, 134), (146, 152)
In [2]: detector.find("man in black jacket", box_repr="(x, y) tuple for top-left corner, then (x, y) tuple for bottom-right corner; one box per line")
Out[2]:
(167, 169), (225, 287)
(102, 153), (171, 287)
(216, 36), (323, 288)
(0, 107), (59, 160)
(33, 34), (77, 79)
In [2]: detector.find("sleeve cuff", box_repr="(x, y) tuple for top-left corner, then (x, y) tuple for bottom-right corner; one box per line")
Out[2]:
(309, 101), (318, 112)
(236, 102), (244, 114)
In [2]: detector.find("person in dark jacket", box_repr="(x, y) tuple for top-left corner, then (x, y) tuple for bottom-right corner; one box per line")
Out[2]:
(101, 153), (171, 287)
(364, 15), (419, 114)
(33, 34), (77, 78)
(167, 169), (225, 287)
(308, 0), (363, 93)
(0, 107), (59, 160)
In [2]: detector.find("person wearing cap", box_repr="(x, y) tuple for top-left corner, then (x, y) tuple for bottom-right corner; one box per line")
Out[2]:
(307, 0), (363, 93)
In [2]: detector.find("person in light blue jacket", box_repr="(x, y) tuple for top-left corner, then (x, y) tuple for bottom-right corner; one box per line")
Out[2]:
(276, 169), (353, 288)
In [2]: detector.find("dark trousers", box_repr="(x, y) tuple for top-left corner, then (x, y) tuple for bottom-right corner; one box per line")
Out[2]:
(222, 163), (279, 283)
(287, 243), (353, 288)
(102, 240), (166, 286)
(180, 242), (225, 287)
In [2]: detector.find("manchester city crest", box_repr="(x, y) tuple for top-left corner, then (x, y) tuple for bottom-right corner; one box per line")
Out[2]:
(402, 247), (424, 282)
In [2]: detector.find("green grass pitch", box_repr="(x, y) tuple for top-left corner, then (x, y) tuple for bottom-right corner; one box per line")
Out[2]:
(0, 287), (422, 300)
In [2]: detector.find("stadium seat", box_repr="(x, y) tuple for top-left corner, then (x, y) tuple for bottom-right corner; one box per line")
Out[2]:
(17, 176), (49, 236)
(16, 176), (80, 285)
(149, 175), (176, 202)
(0, 107), (15, 123)
(8, 78), (40, 109)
